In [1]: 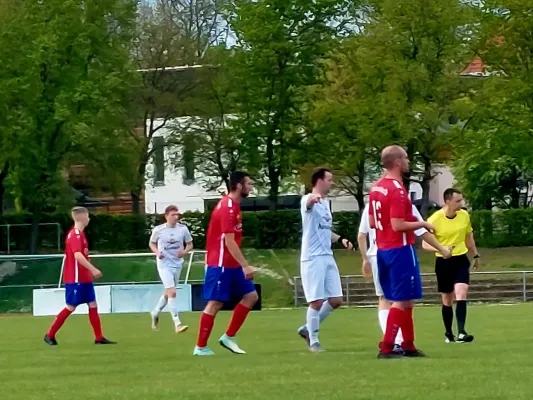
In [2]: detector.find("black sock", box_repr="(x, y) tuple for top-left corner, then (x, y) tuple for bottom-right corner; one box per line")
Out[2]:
(441, 305), (454, 334)
(456, 300), (467, 334)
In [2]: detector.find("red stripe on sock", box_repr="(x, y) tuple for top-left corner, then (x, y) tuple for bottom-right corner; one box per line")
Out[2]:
(401, 307), (416, 351)
(47, 308), (73, 338)
(226, 303), (251, 337)
(380, 307), (403, 353)
(197, 312), (215, 348)
(89, 307), (104, 341)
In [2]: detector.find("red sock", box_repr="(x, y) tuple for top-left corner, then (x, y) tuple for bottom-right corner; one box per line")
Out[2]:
(197, 312), (215, 348)
(226, 303), (251, 337)
(380, 307), (404, 353)
(47, 308), (73, 338)
(401, 307), (416, 351)
(89, 307), (104, 341)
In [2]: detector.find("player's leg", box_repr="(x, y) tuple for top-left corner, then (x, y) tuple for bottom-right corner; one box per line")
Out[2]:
(454, 255), (473, 343)
(194, 266), (228, 355)
(321, 256), (343, 322)
(167, 267), (188, 333)
(298, 257), (326, 352)
(436, 257), (456, 343)
(44, 284), (77, 345)
(84, 283), (116, 345)
(151, 268), (172, 330)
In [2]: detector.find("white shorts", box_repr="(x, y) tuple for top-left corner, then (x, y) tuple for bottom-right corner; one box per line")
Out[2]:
(300, 255), (343, 303)
(369, 255), (384, 297)
(158, 267), (182, 289)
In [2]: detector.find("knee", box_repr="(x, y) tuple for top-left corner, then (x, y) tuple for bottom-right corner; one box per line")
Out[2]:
(66, 305), (76, 312)
(166, 288), (177, 298)
(204, 301), (223, 315)
(329, 297), (343, 309)
(441, 294), (454, 306)
(242, 291), (258, 307)
(309, 299), (323, 311)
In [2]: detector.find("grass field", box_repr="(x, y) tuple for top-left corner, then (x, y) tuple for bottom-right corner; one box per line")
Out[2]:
(0, 305), (532, 400)
(2, 247), (533, 311)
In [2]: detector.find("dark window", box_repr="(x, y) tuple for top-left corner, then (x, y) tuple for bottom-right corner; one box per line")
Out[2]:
(182, 134), (195, 185)
(152, 137), (165, 184)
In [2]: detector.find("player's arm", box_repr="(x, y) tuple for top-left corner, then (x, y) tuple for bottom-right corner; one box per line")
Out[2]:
(178, 227), (194, 258)
(390, 190), (433, 232)
(420, 232), (451, 258)
(149, 228), (162, 258)
(465, 213), (480, 269)
(225, 233), (251, 268)
(304, 193), (321, 210)
(222, 206), (253, 278)
(74, 252), (102, 278)
(331, 231), (353, 250)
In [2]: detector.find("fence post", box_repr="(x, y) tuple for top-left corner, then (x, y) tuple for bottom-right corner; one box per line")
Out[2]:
(293, 277), (298, 308)
(6, 224), (10, 255)
(345, 278), (350, 306)
(523, 271), (527, 302)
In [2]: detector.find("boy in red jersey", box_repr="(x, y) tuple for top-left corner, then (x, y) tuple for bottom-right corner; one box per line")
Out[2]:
(369, 146), (451, 358)
(44, 207), (115, 346)
(193, 171), (258, 356)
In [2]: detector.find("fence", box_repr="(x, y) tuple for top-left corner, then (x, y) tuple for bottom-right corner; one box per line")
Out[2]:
(293, 271), (533, 307)
(0, 223), (61, 254)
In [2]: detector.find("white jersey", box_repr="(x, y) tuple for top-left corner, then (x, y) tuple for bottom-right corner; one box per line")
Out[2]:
(149, 223), (193, 269)
(300, 195), (333, 261)
(358, 203), (428, 257)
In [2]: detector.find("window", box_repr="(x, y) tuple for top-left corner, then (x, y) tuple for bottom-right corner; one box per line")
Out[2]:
(152, 137), (165, 184)
(182, 134), (195, 185)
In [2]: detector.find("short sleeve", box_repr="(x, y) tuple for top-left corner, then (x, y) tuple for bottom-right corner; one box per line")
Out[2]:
(68, 230), (83, 253)
(183, 226), (193, 243)
(301, 195), (310, 213)
(411, 205), (427, 237)
(149, 227), (159, 243)
(221, 203), (238, 234)
(389, 188), (408, 219)
(465, 212), (473, 233)
(358, 205), (370, 234)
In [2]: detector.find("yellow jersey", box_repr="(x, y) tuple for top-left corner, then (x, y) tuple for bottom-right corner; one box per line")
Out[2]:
(427, 209), (472, 257)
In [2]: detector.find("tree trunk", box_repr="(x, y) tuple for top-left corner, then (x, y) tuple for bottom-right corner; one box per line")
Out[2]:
(420, 157), (432, 219)
(132, 155), (148, 214)
(268, 170), (280, 211)
(0, 162), (9, 215)
(29, 211), (41, 254)
(131, 189), (141, 214)
(355, 158), (366, 211)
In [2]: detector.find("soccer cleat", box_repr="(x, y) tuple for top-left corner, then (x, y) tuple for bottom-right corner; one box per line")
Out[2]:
(44, 334), (58, 346)
(377, 351), (404, 359)
(219, 334), (246, 354)
(393, 344), (404, 354)
(193, 346), (215, 356)
(95, 337), (117, 345)
(445, 332), (456, 343)
(403, 348), (427, 358)
(175, 324), (188, 333)
(457, 332), (474, 343)
(297, 326), (310, 346)
(309, 342), (324, 353)
(150, 312), (160, 331)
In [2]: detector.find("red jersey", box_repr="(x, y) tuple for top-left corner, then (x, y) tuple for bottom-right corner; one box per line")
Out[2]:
(206, 196), (243, 268)
(63, 228), (92, 284)
(369, 177), (416, 250)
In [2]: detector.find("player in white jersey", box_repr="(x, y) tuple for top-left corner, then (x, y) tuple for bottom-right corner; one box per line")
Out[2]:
(149, 205), (193, 333)
(297, 167), (353, 352)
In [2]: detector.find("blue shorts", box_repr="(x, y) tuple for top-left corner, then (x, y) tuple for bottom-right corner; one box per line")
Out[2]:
(203, 266), (256, 303)
(377, 245), (422, 302)
(65, 283), (96, 307)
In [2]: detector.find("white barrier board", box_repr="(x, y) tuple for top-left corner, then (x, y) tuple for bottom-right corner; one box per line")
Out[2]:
(33, 286), (112, 316)
(110, 284), (192, 313)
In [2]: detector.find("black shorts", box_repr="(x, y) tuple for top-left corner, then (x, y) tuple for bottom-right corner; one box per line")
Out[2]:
(435, 254), (470, 294)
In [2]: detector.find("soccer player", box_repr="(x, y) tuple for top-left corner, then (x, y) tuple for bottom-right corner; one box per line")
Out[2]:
(149, 205), (193, 333)
(193, 171), (258, 356)
(44, 207), (115, 346)
(359, 201), (453, 352)
(296, 167), (353, 353)
(422, 188), (479, 344)
(369, 146), (451, 358)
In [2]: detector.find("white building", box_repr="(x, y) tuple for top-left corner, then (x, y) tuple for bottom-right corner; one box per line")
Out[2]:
(144, 118), (455, 213)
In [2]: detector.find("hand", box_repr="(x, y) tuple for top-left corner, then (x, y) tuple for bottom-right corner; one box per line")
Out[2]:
(92, 268), (103, 279)
(362, 259), (372, 278)
(177, 250), (188, 258)
(423, 222), (436, 233)
(341, 238), (353, 251)
(473, 257), (480, 271)
(243, 265), (255, 280)
(310, 193), (322, 204)
(157, 251), (164, 259)
(440, 246), (454, 259)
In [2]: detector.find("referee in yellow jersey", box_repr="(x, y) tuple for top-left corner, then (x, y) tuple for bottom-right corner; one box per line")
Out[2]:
(423, 188), (480, 344)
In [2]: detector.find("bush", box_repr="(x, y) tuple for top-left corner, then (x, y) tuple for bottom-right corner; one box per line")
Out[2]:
(1, 208), (532, 253)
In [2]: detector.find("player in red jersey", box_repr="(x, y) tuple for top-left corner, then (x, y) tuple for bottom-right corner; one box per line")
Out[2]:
(369, 146), (451, 358)
(193, 171), (258, 356)
(44, 207), (116, 346)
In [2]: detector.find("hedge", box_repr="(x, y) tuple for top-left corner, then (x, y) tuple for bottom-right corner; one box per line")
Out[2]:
(1, 208), (533, 253)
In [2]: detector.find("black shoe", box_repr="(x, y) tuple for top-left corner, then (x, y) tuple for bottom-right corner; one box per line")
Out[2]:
(95, 337), (117, 345)
(44, 334), (58, 346)
(445, 332), (456, 343)
(403, 348), (427, 358)
(377, 351), (404, 359)
(393, 344), (404, 354)
(457, 332), (474, 343)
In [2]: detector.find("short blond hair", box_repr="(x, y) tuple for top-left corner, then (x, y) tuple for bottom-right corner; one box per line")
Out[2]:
(71, 206), (88, 220)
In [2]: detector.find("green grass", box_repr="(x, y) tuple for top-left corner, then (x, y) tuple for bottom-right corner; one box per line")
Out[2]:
(2, 247), (533, 312)
(0, 305), (532, 399)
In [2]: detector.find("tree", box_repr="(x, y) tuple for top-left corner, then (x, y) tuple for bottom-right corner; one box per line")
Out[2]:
(223, 0), (346, 208)
(2, 0), (138, 252)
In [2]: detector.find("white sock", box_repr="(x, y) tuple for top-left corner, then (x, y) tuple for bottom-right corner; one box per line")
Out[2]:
(306, 307), (320, 345)
(152, 295), (167, 316)
(167, 297), (181, 325)
(378, 309), (403, 345)
(318, 301), (334, 323)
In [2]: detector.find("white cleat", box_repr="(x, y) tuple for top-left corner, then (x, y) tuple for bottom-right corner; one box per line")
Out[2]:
(150, 312), (159, 331)
(175, 324), (189, 333)
(193, 346), (215, 356)
(219, 333), (246, 354)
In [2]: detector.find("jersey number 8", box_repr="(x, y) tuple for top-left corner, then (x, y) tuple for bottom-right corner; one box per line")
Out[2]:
(372, 200), (383, 231)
